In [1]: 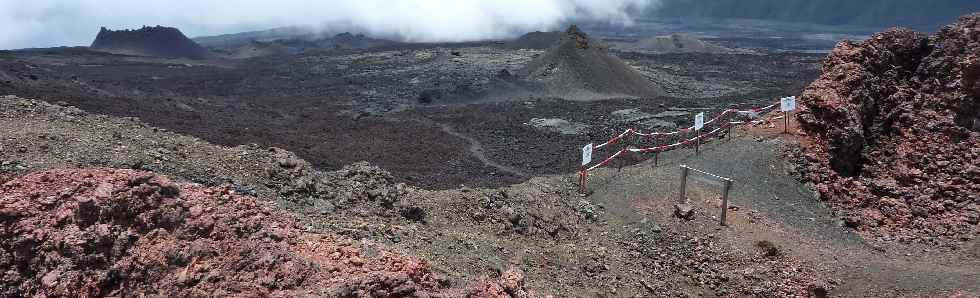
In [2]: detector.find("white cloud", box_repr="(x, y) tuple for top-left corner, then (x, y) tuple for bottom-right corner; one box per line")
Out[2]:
(0, 0), (657, 49)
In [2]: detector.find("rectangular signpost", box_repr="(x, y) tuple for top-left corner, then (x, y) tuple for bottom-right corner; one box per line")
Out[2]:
(694, 112), (705, 155)
(780, 96), (797, 133)
(581, 143), (593, 166)
(579, 143), (593, 194)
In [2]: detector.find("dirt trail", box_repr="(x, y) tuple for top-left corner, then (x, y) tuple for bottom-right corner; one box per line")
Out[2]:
(437, 122), (529, 178)
(433, 121), (529, 178)
(580, 129), (980, 296)
(385, 115), (529, 179)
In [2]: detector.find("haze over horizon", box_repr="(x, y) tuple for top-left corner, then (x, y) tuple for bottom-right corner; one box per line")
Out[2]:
(0, 0), (655, 50)
(2, 0), (978, 50)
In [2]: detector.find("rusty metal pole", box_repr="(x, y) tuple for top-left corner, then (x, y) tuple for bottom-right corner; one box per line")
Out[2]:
(653, 135), (661, 167)
(727, 122), (733, 139)
(618, 150), (625, 172)
(784, 111), (789, 134)
(578, 167), (588, 194)
(678, 165), (690, 204)
(695, 131), (701, 156)
(720, 178), (733, 226)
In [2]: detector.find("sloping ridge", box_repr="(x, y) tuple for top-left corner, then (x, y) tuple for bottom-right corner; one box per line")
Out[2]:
(518, 25), (663, 99)
(506, 31), (562, 50)
(632, 33), (735, 54)
(90, 26), (210, 60)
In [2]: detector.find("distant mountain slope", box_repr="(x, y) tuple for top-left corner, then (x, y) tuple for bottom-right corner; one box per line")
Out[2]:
(615, 33), (752, 54)
(192, 26), (316, 48)
(90, 26), (210, 59)
(650, 0), (980, 29)
(505, 31), (562, 50)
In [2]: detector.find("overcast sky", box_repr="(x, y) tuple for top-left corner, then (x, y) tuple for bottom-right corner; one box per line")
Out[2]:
(0, 0), (656, 49)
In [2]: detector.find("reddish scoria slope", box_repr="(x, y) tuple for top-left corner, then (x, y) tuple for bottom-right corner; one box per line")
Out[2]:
(798, 13), (980, 244)
(0, 169), (533, 297)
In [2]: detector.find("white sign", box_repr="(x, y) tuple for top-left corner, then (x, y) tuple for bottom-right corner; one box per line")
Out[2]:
(780, 96), (797, 112)
(581, 143), (593, 166)
(694, 112), (705, 131)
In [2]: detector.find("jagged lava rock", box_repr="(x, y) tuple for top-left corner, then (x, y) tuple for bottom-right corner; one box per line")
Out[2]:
(0, 169), (534, 297)
(797, 13), (980, 243)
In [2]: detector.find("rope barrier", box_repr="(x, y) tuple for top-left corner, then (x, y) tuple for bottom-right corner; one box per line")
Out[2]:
(587, 149), (627, 172)
(684, 164), (732, 182)
(595, 129), (633, 149)
(582, 99), (785, 173)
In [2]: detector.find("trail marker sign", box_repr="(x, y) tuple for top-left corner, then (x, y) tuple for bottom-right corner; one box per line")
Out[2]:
(780, 96), (797, 112)
(694, 112), (705, 131)
(582, 143), (593, 166)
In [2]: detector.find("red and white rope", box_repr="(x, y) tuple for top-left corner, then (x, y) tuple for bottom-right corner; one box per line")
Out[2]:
(581, 100), (788, 172)
(586, 149), (627, 172)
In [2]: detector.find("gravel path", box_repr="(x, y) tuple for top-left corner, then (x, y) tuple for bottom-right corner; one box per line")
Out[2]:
(581, 128), (980, 296)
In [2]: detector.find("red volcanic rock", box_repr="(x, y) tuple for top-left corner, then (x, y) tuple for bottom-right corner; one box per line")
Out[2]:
(0, 169), (535, 297)
(798, 13), (980, 244)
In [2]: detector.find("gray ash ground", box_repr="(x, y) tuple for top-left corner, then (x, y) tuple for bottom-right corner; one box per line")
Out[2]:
(0, 39), (818, 189)
(3, 96), (977, 296)
(4, 25), (975, 295)
(0, 96), (833, 296)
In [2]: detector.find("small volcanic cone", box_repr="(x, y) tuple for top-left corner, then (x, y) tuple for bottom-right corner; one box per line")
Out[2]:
(90, 26), (210, 59)
(518, 25), (663, 99)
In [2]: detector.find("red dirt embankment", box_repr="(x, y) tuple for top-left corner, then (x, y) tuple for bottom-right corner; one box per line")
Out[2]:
(0, 169), (532, 297)
(798, 14), (980, 244)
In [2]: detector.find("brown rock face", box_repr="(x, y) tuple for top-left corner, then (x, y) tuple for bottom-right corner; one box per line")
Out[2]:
(798, 13), (980, 243)
(0, 169), (532, 297)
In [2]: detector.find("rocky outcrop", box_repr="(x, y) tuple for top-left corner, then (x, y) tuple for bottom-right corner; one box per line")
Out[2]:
(0, 168), (542, 297)
(90, 26), (210, 59)
(797, 14), (980, 243)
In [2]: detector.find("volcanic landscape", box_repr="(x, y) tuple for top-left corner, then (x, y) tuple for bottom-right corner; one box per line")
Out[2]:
(1, 11), (979, 298)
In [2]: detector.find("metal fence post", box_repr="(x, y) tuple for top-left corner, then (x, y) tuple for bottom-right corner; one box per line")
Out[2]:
(678, 165), (689, 204)
(720, 178), (733, 226)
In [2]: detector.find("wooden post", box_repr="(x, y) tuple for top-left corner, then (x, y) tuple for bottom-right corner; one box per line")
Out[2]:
(720, 178), (733, 226)
(678, 165), (689, 204)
